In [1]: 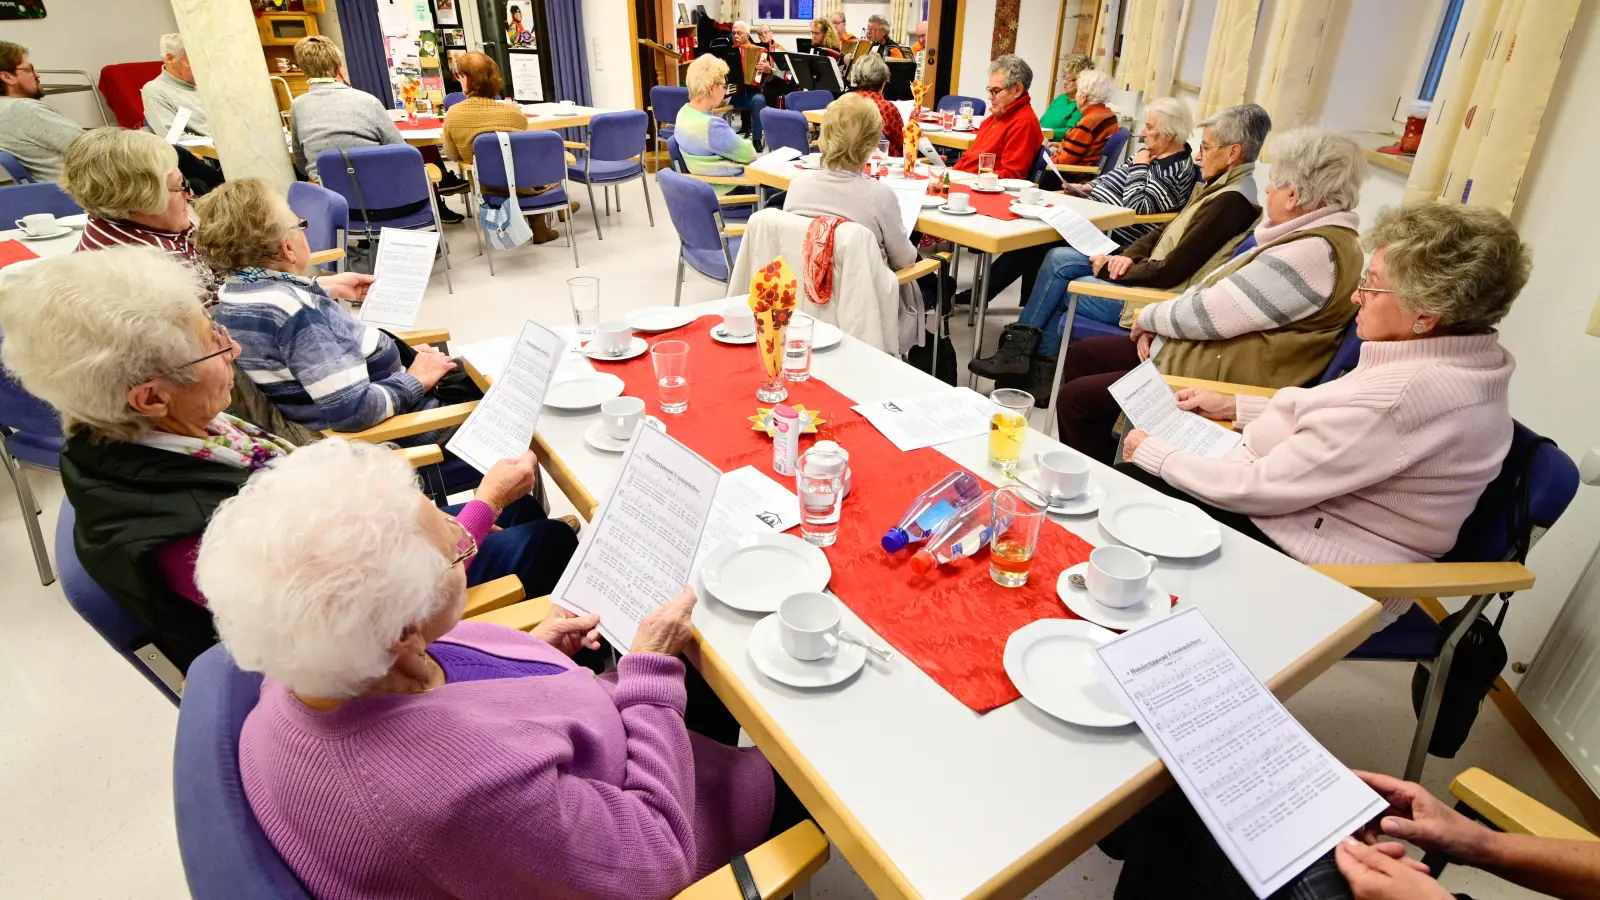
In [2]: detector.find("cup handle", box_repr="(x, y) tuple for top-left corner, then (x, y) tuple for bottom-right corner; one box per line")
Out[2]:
(822, 633), (838, 659)
(13, 220), (23, 230)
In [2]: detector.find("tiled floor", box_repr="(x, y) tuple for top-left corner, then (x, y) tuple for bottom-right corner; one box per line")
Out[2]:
(0, 177), (1582, 898)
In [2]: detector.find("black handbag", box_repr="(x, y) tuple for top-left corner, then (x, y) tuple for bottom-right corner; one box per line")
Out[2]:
(904, 328), (958, 385)
(382, 329), (484, 405)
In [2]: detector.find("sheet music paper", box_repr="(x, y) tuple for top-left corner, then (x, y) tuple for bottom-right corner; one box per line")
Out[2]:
(359, 228), (440, 328)
(693, 465), (802, 569)
(1107, 360), (1244, 459)
(763, 146), (803, 164)
(1094, 608), (1387, 898)
(852, 388), (992, 452)
(1038, 203), (1119, 256)
(163, 107), (193, 143)
(551, 423), (721, 650)
(885, 177), (929, 236)
(445, 318), (564, 474)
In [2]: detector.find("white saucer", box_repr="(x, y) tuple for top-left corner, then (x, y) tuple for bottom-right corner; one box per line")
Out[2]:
(16, 226), (74, 241)
(1056, 563), (1172, 632)
(701, 532), (832, 613)
(580, 336), (648, 361)
(1009, 202), (1048, 219)
(626, 306), (697, 332)
(1045, 479), (1105, 515)
(544, 372), (625, 410)
(938, 204), (978, 215)
(1000, 178), (1035, 191)
(809, 320), (842, 350)
(747, 614), (866, 688)
(919, 195), (945, 208)
(583, 416), (665, 452)
(710, 324), (757, 345)
(970, 184), (1007, 194)
(1098, 492), (1222, 558)
(919, 123), (945, 132)
(1004, 619), (1133, 727)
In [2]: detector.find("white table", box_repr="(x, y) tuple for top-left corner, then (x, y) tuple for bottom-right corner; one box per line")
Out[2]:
(459, 302), (1382, 900)
(803, 108), (982, 150)
(0, 214), (88, 275)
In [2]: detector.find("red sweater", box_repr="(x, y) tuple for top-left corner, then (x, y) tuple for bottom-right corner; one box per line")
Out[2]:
(953, 93), (1043, 180)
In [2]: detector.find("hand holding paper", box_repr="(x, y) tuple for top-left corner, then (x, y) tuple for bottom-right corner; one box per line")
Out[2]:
(1107, 361), (1243, 459)
(359, 228), (441, 328)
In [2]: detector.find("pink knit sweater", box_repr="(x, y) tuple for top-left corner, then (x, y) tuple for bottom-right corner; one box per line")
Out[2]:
(240, 622), (776, 899)
(1131, 334), (1515, 615)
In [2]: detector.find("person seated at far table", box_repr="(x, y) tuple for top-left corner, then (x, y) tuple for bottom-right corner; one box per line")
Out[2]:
(911, 20), (928, 55)
(1039, 54), (1097, 138)
(727, 20), (769, 147)
(287, 36), (406, 183)
(848, 53), (903, 156)
(1051, 128), (1368, 458)
(0, 40), (86, 183)
(441, 52), (563, 235)
(142, 33), (210, 139)
(1118, 203), (1528, 628)
(950, 54), (1043, 181)
(676, 54), (758, 193)
(200, 439), (808, 900)
(1046, 69), (1118, 174)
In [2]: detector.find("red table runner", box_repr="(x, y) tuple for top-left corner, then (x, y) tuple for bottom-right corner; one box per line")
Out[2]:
(393, 116), (442, 132)
(947, 183), (1020, 221)
(603, 315), (1097, 712)
(0, 240), (40, 269)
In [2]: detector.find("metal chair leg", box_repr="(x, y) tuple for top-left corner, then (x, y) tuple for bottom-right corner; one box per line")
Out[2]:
(1404, 592), (1495, 782)
(615, 184), (622, 212)
(674, 255), (686, 306)
(484, 221), (496, 276)
(605, 185), (612, 216)
(930, 258), (946, 377)
(585, 183), (604, 239)
(966, 254), (994, 389)
(567, 213), (579, 267)
(427, 198), (453, 294)
(1045, 294), (1078, 438)
(0, 439), (54, 586)
(641, 177), (655, 226)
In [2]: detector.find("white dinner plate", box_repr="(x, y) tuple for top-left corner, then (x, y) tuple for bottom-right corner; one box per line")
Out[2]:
(1009, 202), (1048, 219)
(583, 416), (664, 453)
(938, 204), (978, 216)
(701, 533), (832, 613)
(580, 336), (648, 361)
(1056, 563), (1172, 633)
(16, 226), (74, 241)
(747, 614), (866, 688)
(919, 195), (945, 208)
(809, 320), (842, 350)
(999, 178), (1034, 191)
(627, 306), (697, 332)
(543, 372), (625, 410)
(1046, 479), (1105, 515)
(710, 324), (757, 345)
(1098, 492), (1223, 558)
(919, 123), (945, 132)
(1004, 619), (1132, 727)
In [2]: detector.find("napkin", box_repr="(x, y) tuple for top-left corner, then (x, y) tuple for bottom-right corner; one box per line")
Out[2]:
(749, 257), (798, 379)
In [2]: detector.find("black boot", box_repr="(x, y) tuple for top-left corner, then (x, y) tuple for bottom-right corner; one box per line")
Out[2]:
(968, 323), (1042, 379)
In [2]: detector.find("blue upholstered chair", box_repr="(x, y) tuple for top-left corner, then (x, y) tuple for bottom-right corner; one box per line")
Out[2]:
(442, 91), (467, 111)
(936, 94), (986, 115)
(665, 134), (758, 223)
(286, 181), (349, 274)
(472, 130), (579, 271)
(315, 145), (453, 292)
(0, 150), (34, 184)
(659, 169), (741, 306)
(783, 90), (833, 115)
(0, 182), (82, 223)
(0, 349), (62, 585)
(567, 109), (654, 239)
(760, 107), (811, 156)
(649, 85), (690, 175)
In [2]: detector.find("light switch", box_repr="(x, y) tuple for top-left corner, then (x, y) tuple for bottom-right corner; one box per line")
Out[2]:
(1581, 447), (1600, 486)
(593, 37), (604, 70)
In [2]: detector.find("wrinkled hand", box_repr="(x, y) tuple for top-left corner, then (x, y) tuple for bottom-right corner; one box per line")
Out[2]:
(1135, 331), (1155, 361)
(1335, 838), (1451, 900)
(474, 450), (538, 516)
(1356, 771), (1492, 863)
(756, 58), (773, 73)
(632, 587), (697, 657)
(318, 272), (375, 302)
(406, 346), (457, 391)
(1105, 255), (1135, 280)
(1131, 148), (1152, 165)
(1174, 387), (1236, 422)
(1089, 254), (1110, 276)
(1123, 429), (1148, 462)
(533, 606), (603, 656)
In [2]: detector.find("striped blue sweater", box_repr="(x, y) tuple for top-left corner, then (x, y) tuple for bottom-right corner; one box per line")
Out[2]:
(214, 268), (439, 436)
(1089, 152), (1198, 247)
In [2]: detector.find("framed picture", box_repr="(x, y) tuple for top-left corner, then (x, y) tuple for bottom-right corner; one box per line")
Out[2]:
(505, 0), (538, 50)
(0, 0), (45, 16)
(441, 27), (465, 46)
(434, 0), (459, 26)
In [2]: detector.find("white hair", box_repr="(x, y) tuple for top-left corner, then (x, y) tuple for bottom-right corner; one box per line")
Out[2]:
(1145, 96), (1193, 145)
(159, 32), (186, 60)
(1199, 103), (1272, 162)
(1264, 127), (1367, 212)
(198, 440), (453, 699)
(733, 19), (748, 31)
(1075, 69), (1114, 106)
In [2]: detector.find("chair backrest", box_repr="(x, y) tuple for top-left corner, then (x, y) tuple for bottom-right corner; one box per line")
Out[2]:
(658, 168), (727, 253)
(667, 134), (688, 173)
(936, 94), (986, 115)
(97, 61), (165, 129)
(761, 107), (811, 155)
(0, 151), (33, 184)
(784, 89), (833, 114)
(0, 182), (83, 223)
(286, 182), (349, 266)
(174, 644), (314, 899)
(1441, 423), (1579, 565)
(737, 208), (900, 352)
(1099, 127), (1131, 174)
(0, 335), (61, 441)
(443, 91), (467, 111)
(314, 144), (431, 222)
(1313, 320), (1363, 385)
(472, 130), (568, 202)
(587, 109), (649, 161)
(54, 499), (182, 703)
(650, 85), (690, 126)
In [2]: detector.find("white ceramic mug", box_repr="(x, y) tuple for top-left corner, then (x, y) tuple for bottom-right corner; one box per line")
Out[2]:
(594, 320), (632, 356)
(778, 591), (840, 661)
(722, 300), (756, 337)
(946, 192), (970, 212)
(1086, 545), (1158, 609)
(16, 214), (55, 236)
(1020, 186), (1044, 205)
(600, 396), (645, 440)
(978, 172), (1000, 190)
(1035, 450), (1090, 501)
(558, 99), (577, 111)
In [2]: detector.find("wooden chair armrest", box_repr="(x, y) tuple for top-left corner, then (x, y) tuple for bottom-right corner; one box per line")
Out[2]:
(1450, 768), (1597, 840)
(424, 162), (443, 184)
(694, 174), (757, 186)
(719, 195), (761, 207)
(462, 575), (526, 618)
(1054, 163), (1100, 174)
(533, 432), (599, 521)
(723, 223), (747, 237)
(896, 256), (943, 285)
(563, 140), (589, 150)
(1131, 212), (1179, 225)
(1069, 280), (1179, 305)
(673, 821), (829, 900)
(323, 401), (479, 443)
(711, 105), (734, 115)
(396, 445), (444, 467)
(1310, 562), (1536, 599)
(1160, 375), (1281, 399)
(393, 327), (452, 347)
(307, 248), (344, 266)
(465, 595), (553, 631)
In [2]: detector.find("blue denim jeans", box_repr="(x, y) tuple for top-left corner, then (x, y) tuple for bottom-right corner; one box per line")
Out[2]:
(1017, 248), (1124, 356)
(445, 495), (578, 599)
(729, 93), (766, 144)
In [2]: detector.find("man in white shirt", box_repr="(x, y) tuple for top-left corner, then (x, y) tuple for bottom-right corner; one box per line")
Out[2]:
(141, 33), (211, 138)
(0, 41), (85, 182)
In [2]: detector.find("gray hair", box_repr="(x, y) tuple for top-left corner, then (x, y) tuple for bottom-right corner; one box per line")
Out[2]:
(867, 14), (890, 28)
(1200, 103), (1271, 162)
(198, 439), (455, 699)
(732, 19), (748, 31)
(1075, 69), (1113, 106)
(1362, 203), (1531, 334)
(61, 128), (178, 219)
(989, 54), (1032, 92)
(159, 32), (186, 60)
(850, 52), (890, 90)
(0, 248), (206, 442)
(1264, 127), (1367, 212)
(1145, 97), (1193, 145)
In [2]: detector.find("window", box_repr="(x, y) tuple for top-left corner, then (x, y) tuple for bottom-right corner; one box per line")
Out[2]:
(756, 0), (814, 23)
(1416, 0), (1465, 104)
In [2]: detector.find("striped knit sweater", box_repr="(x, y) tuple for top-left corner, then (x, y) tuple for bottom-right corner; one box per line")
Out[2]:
(1137, 206), (1358, 340)
(674, 105), (756, 194)
(213, 268), (439, 437)
(1089, 152), (1198, 246)
(1132, 333), (1515, 617)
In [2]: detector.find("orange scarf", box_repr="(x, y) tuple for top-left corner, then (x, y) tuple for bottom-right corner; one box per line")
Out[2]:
(801, 215), (847, 304)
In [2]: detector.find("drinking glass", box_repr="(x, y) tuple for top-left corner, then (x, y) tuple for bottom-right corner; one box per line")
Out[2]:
(989, 484), (1048, 587)
(959, 101), (974, 119)
(941, 109), (955, 129)
(796, 448), (847, 546)
(651, 340), (690, 414)
(567, 276), (600, 336)
(978, 152), (997, 175)
(783, 314), (814, 382)
(987, 387), (1032, 471)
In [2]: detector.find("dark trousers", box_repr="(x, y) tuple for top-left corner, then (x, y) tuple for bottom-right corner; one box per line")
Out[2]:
(977, 241), (1058, 307)
(1054, 335), (1141, 463)
(1113, 462), (1283, 553)
(447, 494), (578, 598)
(174, 145), (224, 196)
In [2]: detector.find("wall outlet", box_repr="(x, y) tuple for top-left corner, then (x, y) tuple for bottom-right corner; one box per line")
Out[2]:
(593, 37), (604, 70)
(1581, 448), (1600, 486)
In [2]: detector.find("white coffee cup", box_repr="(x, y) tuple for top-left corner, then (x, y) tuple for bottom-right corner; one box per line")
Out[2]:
(1020, 186), (1044, 205)
(945, 192), (970, 212)
(558, 99), (577, 111)
(15, 213), (55, 236)
(600, 396), (645, 440)
(777, 591), (840, 661)
(978, 172), (1000, 191)
(721, 300), (756, 337)
(594, 320), (632, 356)
(1035, 450), (1090, 501)
(1086, 545), (1158, 609)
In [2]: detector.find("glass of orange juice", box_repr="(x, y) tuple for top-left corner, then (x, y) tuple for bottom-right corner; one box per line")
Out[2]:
(978, 152), (997, 175)
(987, 388), (1032, 471)
(990, 484), (1048, 587)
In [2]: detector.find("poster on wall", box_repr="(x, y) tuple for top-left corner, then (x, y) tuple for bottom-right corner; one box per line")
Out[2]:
(505, 0), (538, 49)
(0, 0), (47, 19)
(442, 28), (466, 46)
(509, 52), (544, 102)
(434, 0), (459, 26)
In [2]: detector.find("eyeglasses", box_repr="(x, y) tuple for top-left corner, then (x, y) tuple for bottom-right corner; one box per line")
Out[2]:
(171, 321), (236, 370)
(292, 216), (309, 231)
(10, 65), (37, 76)
(444, 516), (478, 568)
(986, 85), (1010, 96)
(168, 177), (192, 196)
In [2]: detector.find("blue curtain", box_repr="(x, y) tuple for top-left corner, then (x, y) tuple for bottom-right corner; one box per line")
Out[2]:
(544, 0), (593, 106)
(335, 0), (397, 108)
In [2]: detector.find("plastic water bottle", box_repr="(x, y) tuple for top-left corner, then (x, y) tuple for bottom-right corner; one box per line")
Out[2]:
(908, 491), (995, 575)
(880, 471), (984, 553)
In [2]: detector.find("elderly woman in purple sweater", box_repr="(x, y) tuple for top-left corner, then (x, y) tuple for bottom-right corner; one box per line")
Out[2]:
(197, 439), (802, 899)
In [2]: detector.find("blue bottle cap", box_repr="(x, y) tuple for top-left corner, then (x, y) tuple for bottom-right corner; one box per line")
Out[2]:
(881, 527), (910, 553)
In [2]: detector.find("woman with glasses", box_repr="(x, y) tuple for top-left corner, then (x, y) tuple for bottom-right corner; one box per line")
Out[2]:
(675, 55), (756, 193)
(1117, 203), (1528, 627)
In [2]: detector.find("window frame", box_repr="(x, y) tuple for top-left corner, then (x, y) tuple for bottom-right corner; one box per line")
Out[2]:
(1391, 0), (1465, 127)
(752, 0), (817, 29)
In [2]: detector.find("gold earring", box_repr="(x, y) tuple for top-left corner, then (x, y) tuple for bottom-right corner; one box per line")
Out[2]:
(1412, 322), (1426, 334)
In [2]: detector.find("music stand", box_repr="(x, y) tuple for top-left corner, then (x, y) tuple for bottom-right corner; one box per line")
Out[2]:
(885, 58), (916, 101)
(812, 54), (846, 94)
(796, 37), (813, 54)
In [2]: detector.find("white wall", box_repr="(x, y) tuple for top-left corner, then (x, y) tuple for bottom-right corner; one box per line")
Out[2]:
(584, 0), (638, 109)
(6, 0), (178, 126)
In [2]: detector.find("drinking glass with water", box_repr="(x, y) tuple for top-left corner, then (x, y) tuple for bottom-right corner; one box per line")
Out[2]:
(797, 447), (847, 546)
(651, 340), (690, 414)
(568, 276), (600, 336)
(783, 314), (814, 382)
